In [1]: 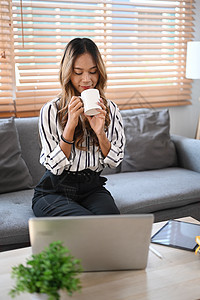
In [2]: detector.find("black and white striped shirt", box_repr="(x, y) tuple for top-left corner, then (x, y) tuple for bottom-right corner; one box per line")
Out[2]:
(39, 98), (125, 175)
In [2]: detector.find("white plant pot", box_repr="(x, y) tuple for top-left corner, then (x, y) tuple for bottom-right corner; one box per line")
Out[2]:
(32, 294), (49, 300)
(32, 290), (69, 300)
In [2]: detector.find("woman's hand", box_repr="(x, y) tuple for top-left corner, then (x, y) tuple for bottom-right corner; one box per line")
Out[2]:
(67, 96), (84, 129)
(85, 98), (106, 137)
(86, 98), (111, 157)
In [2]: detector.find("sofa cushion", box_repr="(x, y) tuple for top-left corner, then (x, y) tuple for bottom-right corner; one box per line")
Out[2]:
(121, 109), (177, 172)
(120, 108), (150, 117)
(0, 189), (34, 248)
(0, 118), (33, 193)
(15, 117), (45, 187)
(105, 167), (200, 214)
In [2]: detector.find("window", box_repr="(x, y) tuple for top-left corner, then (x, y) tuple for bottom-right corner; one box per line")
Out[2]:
(0, 0), (195, 117)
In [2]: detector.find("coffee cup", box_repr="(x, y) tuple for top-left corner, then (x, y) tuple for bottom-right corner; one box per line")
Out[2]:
(80, 89), (101, 116)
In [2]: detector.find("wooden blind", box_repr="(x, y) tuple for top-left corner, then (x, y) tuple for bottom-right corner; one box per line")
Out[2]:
(0, 0), (15, 117)
(2, 0), (196, 117)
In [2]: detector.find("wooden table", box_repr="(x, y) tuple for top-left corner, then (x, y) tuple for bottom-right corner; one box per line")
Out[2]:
(1, 217), (200, 300)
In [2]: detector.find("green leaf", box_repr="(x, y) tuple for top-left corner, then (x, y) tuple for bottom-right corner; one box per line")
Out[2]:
(9, 241), (82, 299)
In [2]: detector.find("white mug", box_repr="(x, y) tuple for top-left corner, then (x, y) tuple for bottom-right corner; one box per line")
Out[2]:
(80, 89), (101, 116)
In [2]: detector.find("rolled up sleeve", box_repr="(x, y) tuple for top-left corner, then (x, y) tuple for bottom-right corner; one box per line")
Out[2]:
(39, 102), (74, 175)
(103, 102), (126, 168)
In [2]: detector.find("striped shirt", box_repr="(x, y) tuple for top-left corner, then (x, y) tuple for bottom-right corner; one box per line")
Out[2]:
(39, 98), (125, 175)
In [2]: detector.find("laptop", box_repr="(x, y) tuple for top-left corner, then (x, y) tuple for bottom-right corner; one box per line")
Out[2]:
(29, 214), (154, 272)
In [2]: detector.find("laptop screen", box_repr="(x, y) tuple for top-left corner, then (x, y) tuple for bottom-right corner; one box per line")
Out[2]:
(29, 214), (154, 271)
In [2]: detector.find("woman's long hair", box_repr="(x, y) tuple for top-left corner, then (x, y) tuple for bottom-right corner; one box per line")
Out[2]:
(58, 38), (110, 150)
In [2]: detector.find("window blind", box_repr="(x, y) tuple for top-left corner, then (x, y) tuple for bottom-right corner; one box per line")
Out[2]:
(1, 0), (195, 117)
(0, 0), (15, 117)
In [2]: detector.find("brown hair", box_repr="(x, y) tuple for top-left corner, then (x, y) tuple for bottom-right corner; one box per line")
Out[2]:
(58, 38), (110, 150)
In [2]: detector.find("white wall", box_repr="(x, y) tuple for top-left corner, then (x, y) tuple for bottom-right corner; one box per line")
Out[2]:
(168, 1), (200, 138)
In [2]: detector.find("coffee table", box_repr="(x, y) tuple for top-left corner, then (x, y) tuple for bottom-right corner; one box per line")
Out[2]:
(1, 217), (200, 300)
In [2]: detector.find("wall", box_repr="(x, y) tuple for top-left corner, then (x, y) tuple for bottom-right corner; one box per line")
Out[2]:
(169, 0), (200, 138)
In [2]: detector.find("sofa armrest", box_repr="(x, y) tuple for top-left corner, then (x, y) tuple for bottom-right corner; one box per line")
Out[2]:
(171, 134), (200, 173)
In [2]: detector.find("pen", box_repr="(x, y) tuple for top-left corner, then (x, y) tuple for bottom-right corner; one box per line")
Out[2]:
(149, 245), (163, 259)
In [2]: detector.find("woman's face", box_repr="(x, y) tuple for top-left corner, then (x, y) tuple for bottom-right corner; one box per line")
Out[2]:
(70, 52), (99, 94)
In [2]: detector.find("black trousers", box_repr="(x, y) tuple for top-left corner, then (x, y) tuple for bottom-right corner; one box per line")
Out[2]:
(32, 169), (120, 217)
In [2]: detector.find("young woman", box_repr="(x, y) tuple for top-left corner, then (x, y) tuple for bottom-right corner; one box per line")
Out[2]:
(32, 38), (125, 216)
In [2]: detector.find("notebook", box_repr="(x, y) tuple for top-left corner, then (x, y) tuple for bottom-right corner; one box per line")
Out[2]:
(29, 214), (154, 272)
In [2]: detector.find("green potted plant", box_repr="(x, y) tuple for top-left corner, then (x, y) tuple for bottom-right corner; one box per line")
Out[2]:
(9, 241), (82, 300)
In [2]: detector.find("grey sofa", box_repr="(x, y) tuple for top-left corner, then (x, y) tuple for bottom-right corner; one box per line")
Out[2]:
(1, 108), (200, 252)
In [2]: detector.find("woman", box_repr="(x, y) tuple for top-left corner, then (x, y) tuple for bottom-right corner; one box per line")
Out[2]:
(32, 38), (125, 216)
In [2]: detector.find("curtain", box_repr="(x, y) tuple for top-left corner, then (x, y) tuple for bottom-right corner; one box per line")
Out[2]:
(0, 0), (195, 117)
(0, 0), (15, 117)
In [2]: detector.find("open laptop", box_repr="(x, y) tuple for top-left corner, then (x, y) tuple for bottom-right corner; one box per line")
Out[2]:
(29, 214), (154, 272)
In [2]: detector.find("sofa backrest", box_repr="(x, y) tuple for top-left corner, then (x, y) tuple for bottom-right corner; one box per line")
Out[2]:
(15, 117), (45, 187)
(14, 108), (177, 184)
